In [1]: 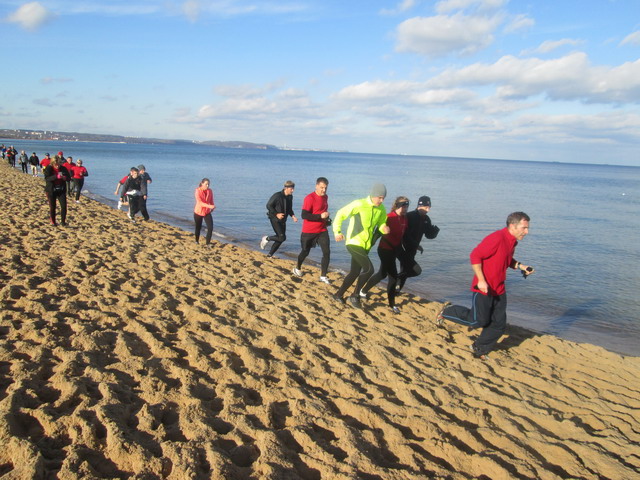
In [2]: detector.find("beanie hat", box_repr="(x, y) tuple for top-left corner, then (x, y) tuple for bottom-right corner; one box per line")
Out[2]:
(417, 196), (431, 207)
(370, 183), (387, 198)
(137, 164), (146, 171)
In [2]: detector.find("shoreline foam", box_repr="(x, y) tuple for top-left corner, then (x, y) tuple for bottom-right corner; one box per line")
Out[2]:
(1, 163), (639, 478)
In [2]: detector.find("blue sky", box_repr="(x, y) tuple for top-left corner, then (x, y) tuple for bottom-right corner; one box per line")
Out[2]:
(1, 0), (639, 166)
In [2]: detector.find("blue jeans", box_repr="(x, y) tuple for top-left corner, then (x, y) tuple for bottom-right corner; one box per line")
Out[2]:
(441, 292), (508, 356)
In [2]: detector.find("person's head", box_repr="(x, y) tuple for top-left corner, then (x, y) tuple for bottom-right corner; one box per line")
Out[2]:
(50, 156), (60, 166)
(137, 164), (146, 173)
(66, 156), (73, 162)
(392, 196), (410, 215)
(283, 180), (295, 196)
(506, 211), (530, 240)
(199, 178), (210, 188)
(369, 183), (387, 206)
(130, 167), (139, 178)
(416, 195), (431, 215)
(76, 159), (83, 166)
(315, 177), (328, 196)
(45, 153), (50, 157)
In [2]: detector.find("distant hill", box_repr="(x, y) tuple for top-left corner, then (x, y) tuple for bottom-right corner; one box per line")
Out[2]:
(0, 129), (278, 150)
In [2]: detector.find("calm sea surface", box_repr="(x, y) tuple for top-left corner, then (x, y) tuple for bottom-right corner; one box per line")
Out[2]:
(5, 140), (640, 356)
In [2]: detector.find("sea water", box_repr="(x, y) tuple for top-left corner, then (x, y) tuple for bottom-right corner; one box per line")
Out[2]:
(5, 140), (640, 356)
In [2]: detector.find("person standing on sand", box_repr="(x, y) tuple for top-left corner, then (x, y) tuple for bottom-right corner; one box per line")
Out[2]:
(43, 156), (70, 226)
(18, 150), (28, 174)
(360, 196), (410, 314)
(29, 152), (40, 177)
(114, 170), (132, 210)
(194, 178), (216, 245)
(436, 212), (535, 360)
(70, 159), (88, 203)
(40, 153), (51, 173)
(62, 156), (75, 197)
(292, 177), (331, 284)
(397, 195), (440, 292)
(137, 164), (152, 221)
(260, 180), (298, 257)
(331, 183), (390, 308)
(120, 167), (146, 223)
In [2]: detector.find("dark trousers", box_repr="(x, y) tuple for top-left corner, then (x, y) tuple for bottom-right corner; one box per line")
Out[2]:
(194, 213), (213, 244)
(46, 190), (67, 225)
(20, 163), (28, 173)
(127, 195), (141, 218)
(139, 196), (149, 220)
(72, 178), (84, 201)
(335, 245), (374, 298)
(267, 217), (287, 256)
(297, 231), (330, 276)
(397, 248), (422, 290)
(441, 292), (508, 356)
(362, 247), (400, 307)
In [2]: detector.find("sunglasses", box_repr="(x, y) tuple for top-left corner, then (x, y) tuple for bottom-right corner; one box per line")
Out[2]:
(398, 201), (410, 207)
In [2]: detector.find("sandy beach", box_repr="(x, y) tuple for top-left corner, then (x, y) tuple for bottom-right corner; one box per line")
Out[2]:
(0, 162), (638, 479)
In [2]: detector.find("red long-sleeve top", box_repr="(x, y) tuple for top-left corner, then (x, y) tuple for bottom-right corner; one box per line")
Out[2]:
(470, 227), (517, 296)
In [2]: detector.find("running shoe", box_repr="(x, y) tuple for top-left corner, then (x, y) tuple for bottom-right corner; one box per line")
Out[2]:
(470, 344), (489, 360)
(391, 306), (400, 314)
(359, 289), (368, 299)
(292, 268), (302, 277)
(260, 235), (269, 250)
(319, 276), (330, 284)
(347, 296), (362, 309)
(435, 301), (451, 327)
(117, 200), (122, 210)
(331, 294), (345, 305)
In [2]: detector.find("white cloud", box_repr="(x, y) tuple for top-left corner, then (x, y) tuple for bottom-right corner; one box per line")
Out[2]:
(620, 30), (640, 46)
(503, 13), (534, 33)
(182, 0), (201, 22)
(395, 13), (503, 57)
(428, 53), (640, 104)
(522, 39), (582, 55)
(6, 2), (54, 31)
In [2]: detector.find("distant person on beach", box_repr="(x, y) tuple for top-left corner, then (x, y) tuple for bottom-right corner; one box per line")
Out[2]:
(292, 177), (332, 284)
(397, 195), (440, 292)
(260, 180), (298, 257)
(62, 156), (75, 197)
(18, 150), (28, 173)
(194, 178), (216, 245)
(331, 183), (390, 308)
(40, 153), (51, 172)
(137, 164), (152, 221)
(360, 196), (410, 313)
(6, 147), (16, 167)
(43, 156), (70, 226)
(120, 167), (146, 223)
(436, 212), (534, 360)
(114, 172), (129, 210)
(70, 159), (88, 203)
(29, 152), (39, 176)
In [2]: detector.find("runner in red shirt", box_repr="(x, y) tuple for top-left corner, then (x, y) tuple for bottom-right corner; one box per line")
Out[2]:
(436, 212), (535, 359)
(292, 177), (331, 284)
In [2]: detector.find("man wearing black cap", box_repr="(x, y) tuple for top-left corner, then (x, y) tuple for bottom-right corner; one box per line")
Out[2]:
(397, 195), (440, 291)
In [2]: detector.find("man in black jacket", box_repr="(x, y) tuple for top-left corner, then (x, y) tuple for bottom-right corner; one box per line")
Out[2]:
(260, 180), (298, 257)
(397, 195), (440, 291)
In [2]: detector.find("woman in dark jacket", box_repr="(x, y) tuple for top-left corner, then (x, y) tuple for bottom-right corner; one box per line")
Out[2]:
(43, 156), (70, 226)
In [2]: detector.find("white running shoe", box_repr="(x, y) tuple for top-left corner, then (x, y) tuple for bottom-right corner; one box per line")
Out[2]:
(292, 268), (302, 277)
(117, 200), (122, 210)
(319, 276), (330, 284)
(260, 235), (269, 250)
(359, 289), (368, 298)
(391, 306), (401, 314)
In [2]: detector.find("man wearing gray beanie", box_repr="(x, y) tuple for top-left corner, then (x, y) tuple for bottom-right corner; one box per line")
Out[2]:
(331, 183), (390, 308)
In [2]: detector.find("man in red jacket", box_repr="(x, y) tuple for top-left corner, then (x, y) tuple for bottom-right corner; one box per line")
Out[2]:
(437, 212), (534, 359)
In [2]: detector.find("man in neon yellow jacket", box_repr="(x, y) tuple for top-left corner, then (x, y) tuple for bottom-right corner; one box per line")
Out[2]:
(332, 183), (390, 308)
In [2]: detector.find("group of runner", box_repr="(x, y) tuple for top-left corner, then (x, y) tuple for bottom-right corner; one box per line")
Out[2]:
(257, 178), (535, 360)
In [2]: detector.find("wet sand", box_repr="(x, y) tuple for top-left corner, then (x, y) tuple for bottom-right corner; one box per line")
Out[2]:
(1, 163), (638, 479)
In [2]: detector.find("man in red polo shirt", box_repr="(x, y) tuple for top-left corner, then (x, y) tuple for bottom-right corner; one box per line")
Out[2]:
(292, 177), (331, 284)
(437, 212), (534, 359)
